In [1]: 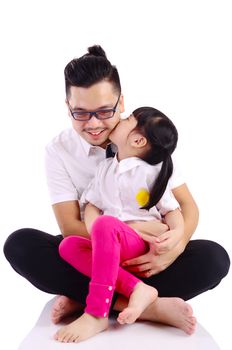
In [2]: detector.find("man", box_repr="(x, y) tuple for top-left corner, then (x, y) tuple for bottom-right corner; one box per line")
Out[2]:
(4, 45), (230, 338)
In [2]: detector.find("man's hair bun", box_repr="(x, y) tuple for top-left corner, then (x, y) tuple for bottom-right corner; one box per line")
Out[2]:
(87, 45), (107, 58)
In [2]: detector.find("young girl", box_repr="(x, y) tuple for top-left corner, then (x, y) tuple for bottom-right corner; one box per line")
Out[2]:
(55, 107), (193, 343)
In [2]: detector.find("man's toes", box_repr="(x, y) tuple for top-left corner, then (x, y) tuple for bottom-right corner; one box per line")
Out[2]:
(187, 316), (196, 326)
(117, 317), (125, 324)
(62, 333), (71, 343)
(185, 305), (193, 316)
(69, 334), (77, 343)
(74, 336), (80, 343)
(55, 330), (65, 342)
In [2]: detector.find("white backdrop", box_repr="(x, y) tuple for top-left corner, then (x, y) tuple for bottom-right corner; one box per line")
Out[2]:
(0, 1), (231, 349)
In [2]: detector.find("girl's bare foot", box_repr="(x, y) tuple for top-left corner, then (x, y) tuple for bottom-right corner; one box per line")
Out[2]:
(54, 312), (108, 343)
(51, 296), (84, 324)
(140, 297), (196, 335)
(117, 282), (158, 324)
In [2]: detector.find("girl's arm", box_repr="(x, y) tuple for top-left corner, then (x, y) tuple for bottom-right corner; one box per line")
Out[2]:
(84, 203), (102, 234)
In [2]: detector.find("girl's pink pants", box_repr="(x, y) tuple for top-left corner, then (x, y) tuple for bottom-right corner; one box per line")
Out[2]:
(59, 215), (148, 318)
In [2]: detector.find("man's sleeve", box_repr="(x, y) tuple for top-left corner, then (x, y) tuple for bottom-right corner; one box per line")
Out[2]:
(168, 153), (185, 189)
(45, 143), (79, 205)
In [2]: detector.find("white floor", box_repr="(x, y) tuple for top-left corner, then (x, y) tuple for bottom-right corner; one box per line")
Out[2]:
(18, 298), (220, 350)
(1, 240), (231, 350)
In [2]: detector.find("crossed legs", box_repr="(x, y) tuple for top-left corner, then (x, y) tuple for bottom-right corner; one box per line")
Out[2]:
(54, 216), (196, 342)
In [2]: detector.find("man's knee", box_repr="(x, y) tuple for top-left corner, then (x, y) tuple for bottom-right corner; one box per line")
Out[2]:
(3, 228), (32, 263)
(209, 241), (230, 278)
(196, 240), (230, 280)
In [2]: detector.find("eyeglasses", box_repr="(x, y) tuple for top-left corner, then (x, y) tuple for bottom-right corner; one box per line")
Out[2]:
(68, 93), (121, 121)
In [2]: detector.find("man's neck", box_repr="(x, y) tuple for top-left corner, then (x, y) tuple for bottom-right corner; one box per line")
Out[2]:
(99, 140), (109, 149)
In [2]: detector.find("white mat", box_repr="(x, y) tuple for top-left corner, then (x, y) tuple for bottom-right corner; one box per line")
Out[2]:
(18, 298), (220, 350)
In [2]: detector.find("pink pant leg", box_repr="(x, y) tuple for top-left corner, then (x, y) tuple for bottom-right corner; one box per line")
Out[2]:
(59, 236), (92, 277)
(59, 215), (148, 318)
(59, 235), (143, 295)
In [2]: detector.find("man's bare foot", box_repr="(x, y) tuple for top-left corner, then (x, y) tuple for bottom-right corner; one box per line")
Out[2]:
(54, 312), (108, 343)
(51, 296), (84, 324)
(141, 297), (196, 335)
(114, 295), (196, 335)
(117, 282), (158, 325)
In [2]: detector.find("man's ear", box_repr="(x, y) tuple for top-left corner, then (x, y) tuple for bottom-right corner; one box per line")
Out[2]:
(130, 132), (148, 148)
(65, 99), (69, 109)
(65, 99), (72, 118)
(119, 94), (125, 113)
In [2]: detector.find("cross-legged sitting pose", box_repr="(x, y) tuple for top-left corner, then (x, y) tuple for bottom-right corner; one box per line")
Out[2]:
(3, 45), (230, 343)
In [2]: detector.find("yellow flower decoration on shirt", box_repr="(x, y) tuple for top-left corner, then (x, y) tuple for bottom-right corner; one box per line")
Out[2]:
(136, 188), (150, 206)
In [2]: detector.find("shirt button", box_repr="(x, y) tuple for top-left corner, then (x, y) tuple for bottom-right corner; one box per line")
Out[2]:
(104, 312), (107, 317)
(108, 286), (113, 291)
(105, 298), (110, 303)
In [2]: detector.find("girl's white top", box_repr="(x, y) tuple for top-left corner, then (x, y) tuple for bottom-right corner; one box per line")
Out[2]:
(81, 156), (179, 222)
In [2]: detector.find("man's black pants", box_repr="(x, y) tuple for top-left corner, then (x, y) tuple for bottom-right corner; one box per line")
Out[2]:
(3, 228), (230, 306)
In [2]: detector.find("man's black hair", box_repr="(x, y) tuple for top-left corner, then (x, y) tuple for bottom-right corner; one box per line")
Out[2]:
(64, 45), (121, 98)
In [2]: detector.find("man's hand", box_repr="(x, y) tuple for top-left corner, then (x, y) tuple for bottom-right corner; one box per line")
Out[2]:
(149, 228), (184, 254)
(123, 209), (184, 277)
(121, 184), (199, 278)
(121, 235), (185, 277)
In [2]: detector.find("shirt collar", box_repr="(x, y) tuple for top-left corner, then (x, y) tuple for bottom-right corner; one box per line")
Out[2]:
(113, 156), (148, 173)
(79, 135), (105, 157)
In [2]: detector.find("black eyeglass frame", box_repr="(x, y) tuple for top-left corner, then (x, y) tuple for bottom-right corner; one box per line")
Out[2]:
(68, 93), (121, 121)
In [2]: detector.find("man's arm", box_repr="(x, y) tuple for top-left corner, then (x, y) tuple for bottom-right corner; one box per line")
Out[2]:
(144, 183), (199, 252)
(172, 183), (199, 249)
(52, 200), (89, 238)
(152, 208), (184, 254)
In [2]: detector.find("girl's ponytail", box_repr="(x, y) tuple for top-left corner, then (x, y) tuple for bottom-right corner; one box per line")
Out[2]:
(143, 153), (173, 210)
(132, 107), (178, 211)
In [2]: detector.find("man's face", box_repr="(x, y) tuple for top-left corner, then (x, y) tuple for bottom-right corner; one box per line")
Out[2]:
(66, 81), (124, 148)
(109, 114), (138, 148)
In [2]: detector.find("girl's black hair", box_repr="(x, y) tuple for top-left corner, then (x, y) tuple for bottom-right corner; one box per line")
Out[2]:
(64, 45), (121, 97)
(133, 107), (178, 210)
